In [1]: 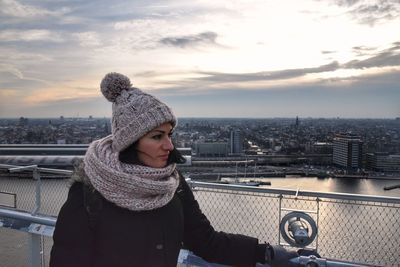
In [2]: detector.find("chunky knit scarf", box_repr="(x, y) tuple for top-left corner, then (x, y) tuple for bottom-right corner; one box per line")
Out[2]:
(83, 135), (179, 211)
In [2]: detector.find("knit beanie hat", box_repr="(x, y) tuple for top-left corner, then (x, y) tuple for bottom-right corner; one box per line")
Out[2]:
(100, 72), (176, 152)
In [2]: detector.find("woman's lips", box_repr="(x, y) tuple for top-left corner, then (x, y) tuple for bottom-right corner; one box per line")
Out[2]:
(159, 155), (169, 160)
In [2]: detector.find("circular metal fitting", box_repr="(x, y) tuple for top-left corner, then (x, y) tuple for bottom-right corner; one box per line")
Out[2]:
(279, 211), (318, 247)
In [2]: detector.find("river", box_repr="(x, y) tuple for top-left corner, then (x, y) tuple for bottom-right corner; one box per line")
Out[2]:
(256, 176), (400, 197)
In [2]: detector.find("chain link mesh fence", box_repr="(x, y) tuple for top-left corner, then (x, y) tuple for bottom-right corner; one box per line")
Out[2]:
(0, 171), (70, 267)
(191, 185), (400, 267)
(1, 171), (400, 267)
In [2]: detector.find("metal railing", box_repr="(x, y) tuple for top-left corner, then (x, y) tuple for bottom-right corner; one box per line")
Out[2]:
(0, 164), (71, 267)
(1, 164), (399, 267)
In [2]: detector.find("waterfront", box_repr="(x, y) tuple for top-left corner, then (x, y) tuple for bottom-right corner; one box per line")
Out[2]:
(217, 176), (400, 198)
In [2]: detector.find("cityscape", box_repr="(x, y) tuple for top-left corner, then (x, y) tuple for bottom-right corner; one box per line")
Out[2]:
(1, 1), (400, 266)
(1, 116), (399, 179)
(1, 116), (400, 266)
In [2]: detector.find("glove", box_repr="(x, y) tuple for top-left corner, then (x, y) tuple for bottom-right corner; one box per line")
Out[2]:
(297, 248), (321, 258)
(265, 244), (298, 267)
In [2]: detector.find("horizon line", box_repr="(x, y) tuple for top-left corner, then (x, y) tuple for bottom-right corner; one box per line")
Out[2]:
(1, 116), (399, 120)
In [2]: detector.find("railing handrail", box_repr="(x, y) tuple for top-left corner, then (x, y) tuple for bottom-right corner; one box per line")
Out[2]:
(0, 164), (73, 175)
(0, 207), (56, 226)
(1, 163), (399, 204)
(188, 180), (400, 204)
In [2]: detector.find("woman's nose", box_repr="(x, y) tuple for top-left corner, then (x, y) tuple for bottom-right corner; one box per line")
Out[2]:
(162, 137), (174, 151)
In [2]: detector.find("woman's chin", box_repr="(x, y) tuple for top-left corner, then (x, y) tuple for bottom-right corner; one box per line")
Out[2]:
(148, 161), (168, 168)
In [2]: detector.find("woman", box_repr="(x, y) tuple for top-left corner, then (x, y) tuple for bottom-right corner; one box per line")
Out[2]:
(49, 72), (300, 267)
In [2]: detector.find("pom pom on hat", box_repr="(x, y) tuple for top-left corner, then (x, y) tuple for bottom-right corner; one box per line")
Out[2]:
(100, 72), (132, 102)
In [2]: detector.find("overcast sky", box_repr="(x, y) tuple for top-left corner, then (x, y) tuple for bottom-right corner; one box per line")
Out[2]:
(0, 0), (399, 118)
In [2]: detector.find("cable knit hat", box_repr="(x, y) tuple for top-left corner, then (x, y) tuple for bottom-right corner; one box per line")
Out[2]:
(100, 72), (176, 152)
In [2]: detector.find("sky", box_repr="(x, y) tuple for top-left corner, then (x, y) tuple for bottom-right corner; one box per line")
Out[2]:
(0, 0), (399, 119)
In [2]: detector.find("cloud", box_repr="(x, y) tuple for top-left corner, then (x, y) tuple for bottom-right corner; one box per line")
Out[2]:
(161, 70), (400, 118)
(0, 0), (69, 18)
(1, 0), (51, 17)
(159, 31), (219, 48)
(0, 94), (110, 118)
(350, 2), (399, 25)
(0, 29), (63, 42)
(327, 0), (400, 25)
(345, 53), (400, 69)
(22, 88), (97, 105)
(332, 0), (361, 6)
(0, 64), (51, 88)
(352, 45), (377, 52)
(351, 45), (378, 56)
(388, 42), (400, 52)
(112, 18), (172, 49)
(142, 43), (400, 96)
(0, 63), (23, 79)
(322, 50), (336, 54)
(195, 61), (340, 83)
(0, 48), (52, 62)
(73, 31), (102, 47)
(345, 42), (400, 69)
(0, 0), (398, 118)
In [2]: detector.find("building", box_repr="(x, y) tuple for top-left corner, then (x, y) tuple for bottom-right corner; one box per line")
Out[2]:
(194, 142), (228, 157)
(333, 133), (363, 170)
(366, 152), (400, 172)
(0, 145), (192, 167)
(230, 130), (243, 155)
(312, 142), (333, 154)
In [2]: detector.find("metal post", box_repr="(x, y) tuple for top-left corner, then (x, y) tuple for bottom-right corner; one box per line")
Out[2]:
(29, 234), (42, 267)
(8, 165), (43, 266)
(235, 162), (238, 181)
(278, 194), (282, 246)
(32, 168), (41, 215)
(8, 165), (42, 215)
(32, 167), (45, 266)
(244, 159), (247, 178)
(315, 197), (320, 251)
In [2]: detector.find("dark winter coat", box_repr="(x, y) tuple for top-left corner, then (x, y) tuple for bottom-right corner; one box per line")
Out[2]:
(50, 173), (266, 267)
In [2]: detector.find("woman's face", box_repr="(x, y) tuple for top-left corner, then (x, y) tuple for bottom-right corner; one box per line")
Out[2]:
(136, 122), (174, 168)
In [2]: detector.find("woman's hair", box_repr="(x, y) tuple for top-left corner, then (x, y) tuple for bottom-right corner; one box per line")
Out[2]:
(118, 141), (186, 165)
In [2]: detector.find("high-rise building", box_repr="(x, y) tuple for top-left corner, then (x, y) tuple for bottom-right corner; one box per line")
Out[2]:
(195, 142), (228, 157)
(19, 117), (28, 126)
(230, 130), (243, 155)
(366, 152), (400, 172)
(333, 133), (363, 170)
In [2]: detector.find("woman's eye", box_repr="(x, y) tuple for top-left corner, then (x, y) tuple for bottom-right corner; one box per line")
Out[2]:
(152, 134), (162, 140)
(168, 132), (173, 138)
